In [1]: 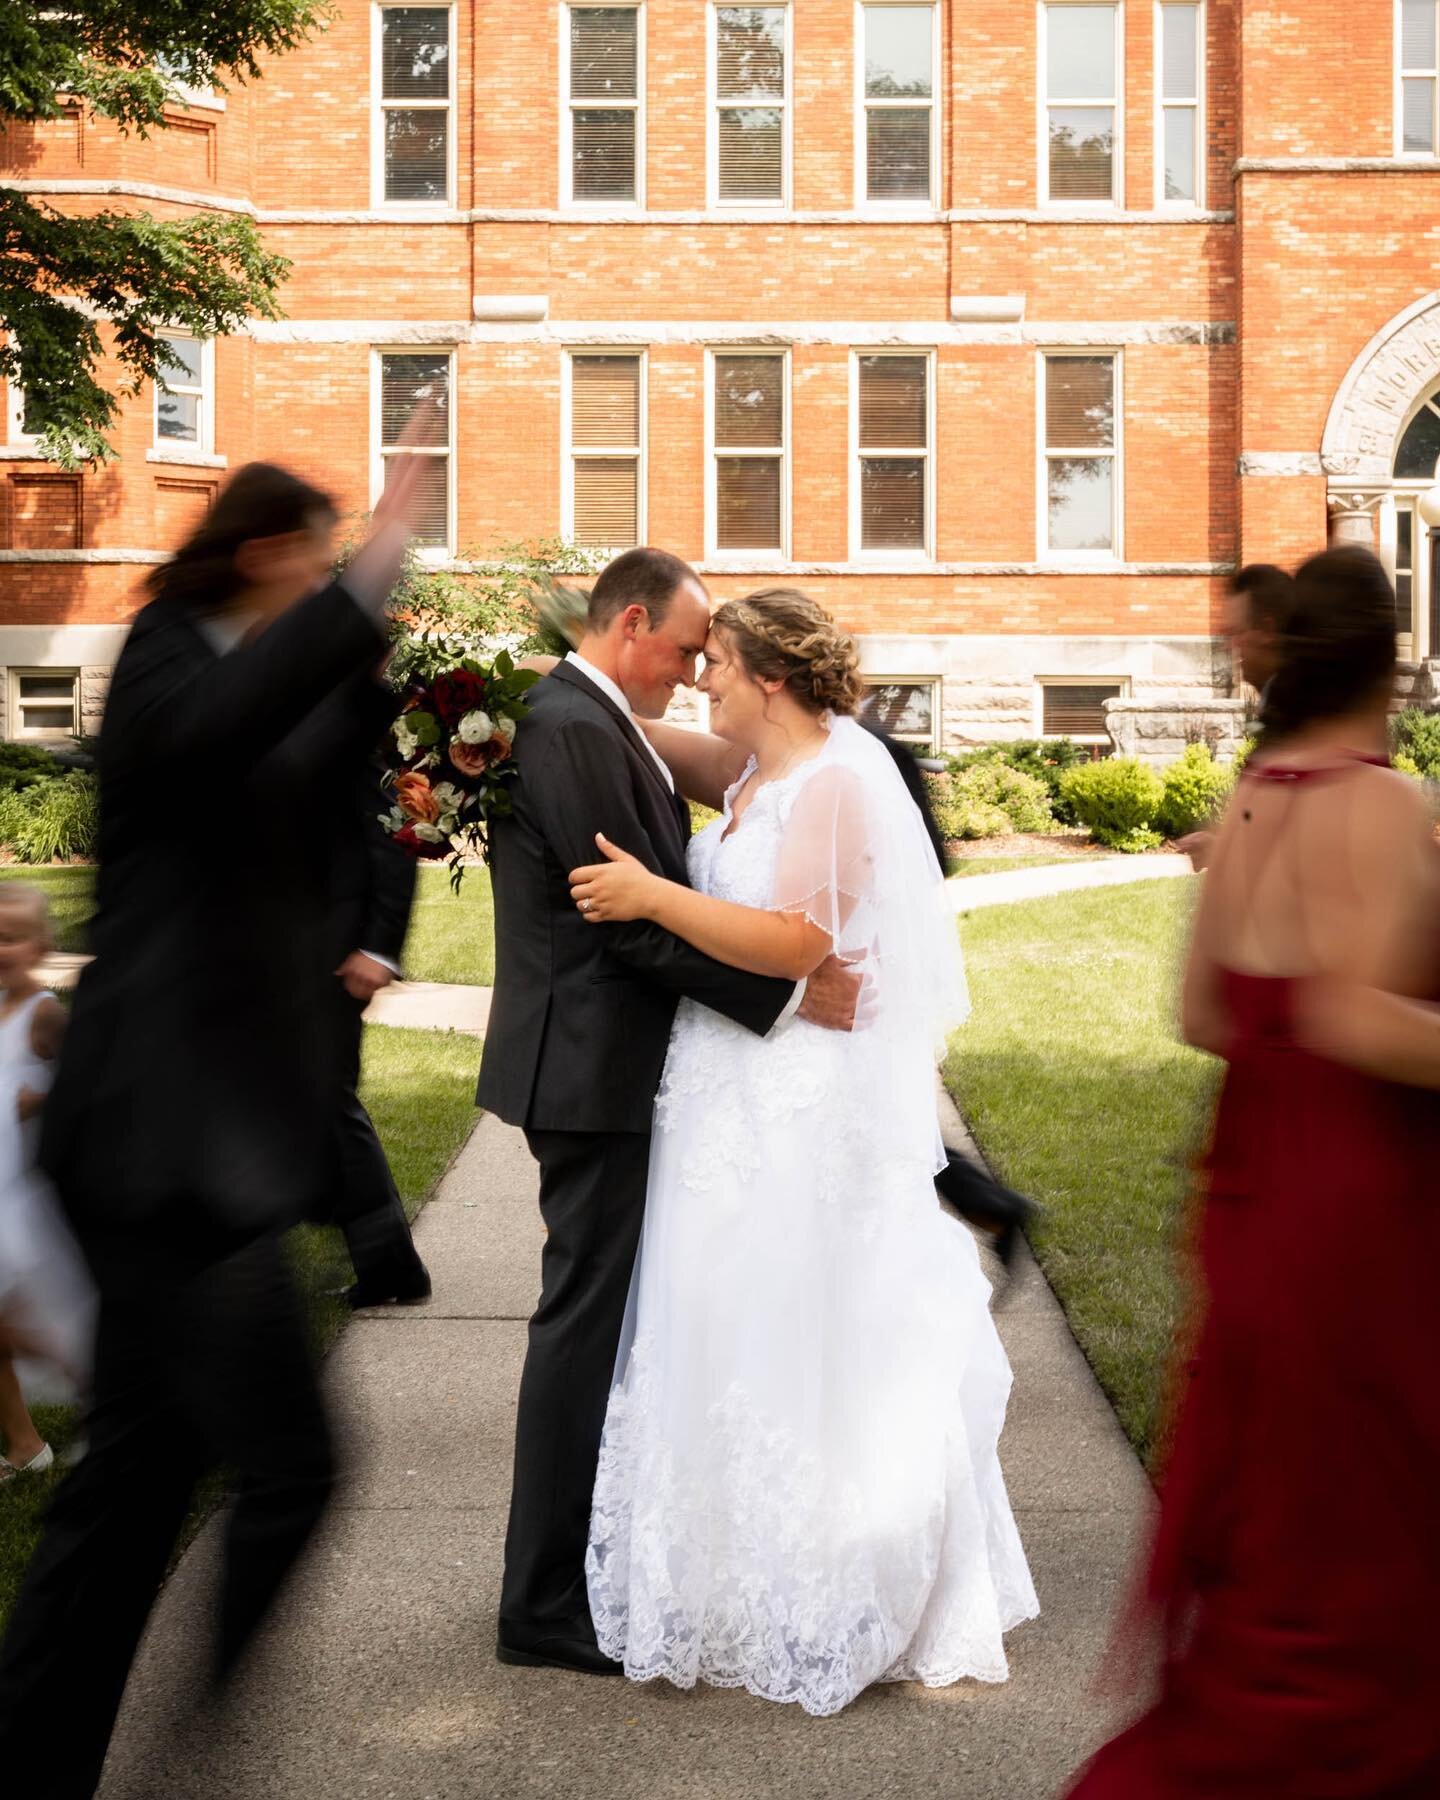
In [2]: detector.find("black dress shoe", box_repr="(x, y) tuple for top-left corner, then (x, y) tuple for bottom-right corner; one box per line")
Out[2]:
(496, 1631), (624, 1677)
(339, 1268), (432, 1309)
(934, 1151), (1039, 1272)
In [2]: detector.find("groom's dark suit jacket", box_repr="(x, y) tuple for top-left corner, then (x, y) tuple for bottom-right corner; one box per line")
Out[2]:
(478, 660), (795, 1134)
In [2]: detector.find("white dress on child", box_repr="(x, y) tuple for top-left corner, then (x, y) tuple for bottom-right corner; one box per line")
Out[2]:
(585, 715), (1038, 1717)
(0, 991), (94, 1389)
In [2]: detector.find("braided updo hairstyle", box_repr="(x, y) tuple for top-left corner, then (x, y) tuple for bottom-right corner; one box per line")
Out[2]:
(709, 588), (864, 717)
(1259, 546), (1396, 745)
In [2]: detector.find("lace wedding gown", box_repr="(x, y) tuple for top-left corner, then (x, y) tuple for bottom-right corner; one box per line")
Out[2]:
(586, 716), (1038, 1716)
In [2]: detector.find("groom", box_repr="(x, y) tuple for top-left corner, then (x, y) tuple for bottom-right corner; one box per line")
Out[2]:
(479, 547), (860, 1675)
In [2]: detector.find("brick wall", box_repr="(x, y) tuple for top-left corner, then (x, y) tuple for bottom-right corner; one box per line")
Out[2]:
(3, 0), (1437, 745)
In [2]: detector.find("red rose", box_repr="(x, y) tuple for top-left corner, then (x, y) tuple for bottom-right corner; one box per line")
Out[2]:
(392, 823), (422, 855)
(433, 669), (487, 728)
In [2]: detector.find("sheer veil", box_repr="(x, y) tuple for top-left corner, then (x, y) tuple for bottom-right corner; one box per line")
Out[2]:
(772, 712), (969, 1178)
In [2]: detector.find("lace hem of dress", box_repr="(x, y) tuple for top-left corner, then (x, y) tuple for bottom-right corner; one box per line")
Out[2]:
(587, 1334), (1039, 1718)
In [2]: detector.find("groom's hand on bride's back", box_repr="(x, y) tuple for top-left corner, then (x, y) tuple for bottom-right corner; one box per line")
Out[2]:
(797, 955), (869, 1033)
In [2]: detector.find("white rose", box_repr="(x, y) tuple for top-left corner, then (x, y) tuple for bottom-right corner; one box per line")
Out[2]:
(431, 781), (465, 813)
(413, 822), (446, 844)
(457, 709), (494, 745)
(493, 715), (517, 745)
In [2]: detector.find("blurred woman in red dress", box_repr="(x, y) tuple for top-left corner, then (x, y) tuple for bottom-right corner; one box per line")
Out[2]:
(1066, 545), (1440, 1799)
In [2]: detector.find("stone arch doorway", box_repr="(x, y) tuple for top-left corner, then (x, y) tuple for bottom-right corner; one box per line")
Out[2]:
(1322, 294), (1440, 670)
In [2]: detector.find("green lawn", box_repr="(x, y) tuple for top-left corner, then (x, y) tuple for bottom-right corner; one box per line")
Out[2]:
(945, 879), (1219, 1464)
(3, 863), (496, 988)
(0, 1022), (480, 1623)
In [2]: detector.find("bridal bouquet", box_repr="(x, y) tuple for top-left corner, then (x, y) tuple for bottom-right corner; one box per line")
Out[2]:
(381, 649), (540, 886)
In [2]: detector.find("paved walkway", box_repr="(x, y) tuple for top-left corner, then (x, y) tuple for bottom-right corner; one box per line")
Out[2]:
(95, 1088), (1149, 1800)
(948, 852), (1191, 913)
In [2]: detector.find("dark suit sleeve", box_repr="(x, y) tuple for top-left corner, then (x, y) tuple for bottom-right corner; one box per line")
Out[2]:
(105, 581), (384, 786)
(360, 776), (418, 965)
(531, 714), (795, 1038)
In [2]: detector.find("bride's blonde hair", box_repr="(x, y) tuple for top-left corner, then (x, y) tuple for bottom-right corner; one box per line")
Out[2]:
(710, 589), (863, 717)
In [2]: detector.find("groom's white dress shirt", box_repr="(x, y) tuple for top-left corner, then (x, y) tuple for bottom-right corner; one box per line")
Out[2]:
(563, 651), (806, 1023)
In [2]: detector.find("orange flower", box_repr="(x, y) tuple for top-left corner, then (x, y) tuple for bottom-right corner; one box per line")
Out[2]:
(485, 729), (513, 765)
(393, 771), (441, 825)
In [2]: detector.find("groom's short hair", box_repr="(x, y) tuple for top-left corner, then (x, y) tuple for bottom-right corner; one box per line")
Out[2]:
(588, 547), (705, 632)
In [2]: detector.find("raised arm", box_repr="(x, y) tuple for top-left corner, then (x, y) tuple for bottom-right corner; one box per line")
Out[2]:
(631, 718), (748, 811)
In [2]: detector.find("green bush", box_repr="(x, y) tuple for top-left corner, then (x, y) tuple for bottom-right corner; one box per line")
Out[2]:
(1060, 757), (1165, 852)
(0, 773), (98, 864)
(923, 770), (1007, 841)
(0, 743), (66, 794)
(1156, 743), (1233, 838)
(948, 737), (1089, 825)
(1390, 708), (1440, 780)
(923, 760), (1055, 841)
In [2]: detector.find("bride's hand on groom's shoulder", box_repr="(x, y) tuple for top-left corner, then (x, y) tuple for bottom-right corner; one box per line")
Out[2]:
(570, 833), (659, 923)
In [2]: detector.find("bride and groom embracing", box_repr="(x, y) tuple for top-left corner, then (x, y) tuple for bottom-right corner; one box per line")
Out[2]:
(478, 548), (1037, 1716)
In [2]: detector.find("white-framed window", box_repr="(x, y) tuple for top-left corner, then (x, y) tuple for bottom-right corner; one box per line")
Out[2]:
(8, 669), (80, 740)
(1037, 676), (1127, 744)
(563, 4), (644, 206)
(1156, 3), (1204, 204)
(861, 678), (939, 751)
(153, 333), (214, 455)
(856, 3), (939, 206)
(1395, 499), (1417, 646)
(1040, 3), (1122, 207)
(372, 349), (454, 559)
(1400, 1), (1440, 154)
(155, 50), (226, 112)
(709, 4), (790, 208)
(852, 350), (934, 558)
(372, 3), (454, 206)
(4, 352), (40, 450)
(1039, 351), (1121, 560)
(706, 349), (789, 558)
(563, 351), (646, 551)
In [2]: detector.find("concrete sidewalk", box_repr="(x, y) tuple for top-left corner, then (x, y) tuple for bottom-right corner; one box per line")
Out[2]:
(96, 1093), (1149, 1800)
(948, 853), (1191, 913)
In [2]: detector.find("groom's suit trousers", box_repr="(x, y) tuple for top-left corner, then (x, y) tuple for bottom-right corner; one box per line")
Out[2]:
(502, 1128), (651, 1637)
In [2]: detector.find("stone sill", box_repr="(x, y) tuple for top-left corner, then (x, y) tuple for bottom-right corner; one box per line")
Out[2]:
(146, 448), (227, 469)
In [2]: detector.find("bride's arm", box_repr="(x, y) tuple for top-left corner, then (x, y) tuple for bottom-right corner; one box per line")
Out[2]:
(633, 718), (747, 811)
(570, 834), (832, 981)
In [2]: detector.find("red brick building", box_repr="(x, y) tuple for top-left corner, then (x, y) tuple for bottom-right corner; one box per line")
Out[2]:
(3, 1), (1440, 753)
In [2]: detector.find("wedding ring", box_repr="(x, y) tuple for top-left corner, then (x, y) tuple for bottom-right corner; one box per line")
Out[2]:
(580, 898), (593, 912)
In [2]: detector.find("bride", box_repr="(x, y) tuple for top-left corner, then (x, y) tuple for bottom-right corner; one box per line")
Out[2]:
(567, 588), (1037, 1716)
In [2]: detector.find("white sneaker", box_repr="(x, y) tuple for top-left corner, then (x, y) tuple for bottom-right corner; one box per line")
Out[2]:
(0, 1442), (54, 1482)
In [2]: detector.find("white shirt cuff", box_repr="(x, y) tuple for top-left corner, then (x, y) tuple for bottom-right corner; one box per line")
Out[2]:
(776, 977), (806, 1027)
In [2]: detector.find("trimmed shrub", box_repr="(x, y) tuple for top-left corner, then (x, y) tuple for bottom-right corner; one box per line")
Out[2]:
(0, 742), (66, 794)
(1390, 708), (1440, 781)
(1060, 757), (1165, 852)
(0, 772), (98, 863)
(924, 761), (1055, 840)
(947, 737), (1088, 824)
(1157, 743), (1233, 838)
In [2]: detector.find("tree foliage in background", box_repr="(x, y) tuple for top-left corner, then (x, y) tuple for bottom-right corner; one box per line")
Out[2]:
(0, 2), (332, 463)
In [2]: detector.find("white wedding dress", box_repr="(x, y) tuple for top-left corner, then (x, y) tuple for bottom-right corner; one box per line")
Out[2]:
(586, 715), (1038, 1716)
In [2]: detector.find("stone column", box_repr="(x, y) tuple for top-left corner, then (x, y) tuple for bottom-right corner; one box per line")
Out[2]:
(1326, 489), (1385, 547)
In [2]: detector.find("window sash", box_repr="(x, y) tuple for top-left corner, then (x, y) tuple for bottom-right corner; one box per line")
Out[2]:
(11, 670), (79, 739)
(1401, 2), (1440, 152)
(377, 4), (452, 204)
(713, 6), (788, 206)
(154, 334), (212, 451)
(854, 352), (932, 555)
(1042, 4), (1120, 204)
(709, 350), (787, 555)
(861, 679), (937, 749)
(860, 4), (936, 203)
(1158, 3), (1203, 203)
(567, 5), (641, 203)
(567, 353), (644, 549)
(376, 351), (453, 554)
(1042, 353), (1119, 557)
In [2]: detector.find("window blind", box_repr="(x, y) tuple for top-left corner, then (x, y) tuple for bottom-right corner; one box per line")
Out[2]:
(1045, 357), (1114, 450)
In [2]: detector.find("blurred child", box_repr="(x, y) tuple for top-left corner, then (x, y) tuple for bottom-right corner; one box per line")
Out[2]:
(0, 882), (91, 1481)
